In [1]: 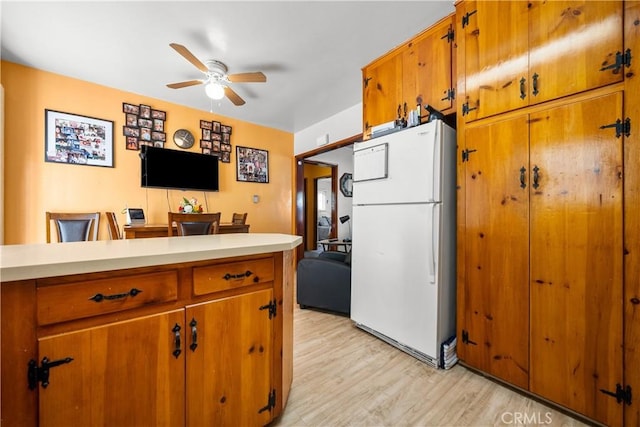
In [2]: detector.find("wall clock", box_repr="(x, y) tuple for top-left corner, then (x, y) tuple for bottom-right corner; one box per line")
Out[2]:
(340, 173), (353, 197)
(173, 129), (195, 149)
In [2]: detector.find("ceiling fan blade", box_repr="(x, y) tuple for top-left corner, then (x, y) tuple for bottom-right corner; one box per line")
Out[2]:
(169, 43), (208, 73)
(228, 72), (267, 83)
(166, 80), (204, 89)
(224, 87), (246, 106)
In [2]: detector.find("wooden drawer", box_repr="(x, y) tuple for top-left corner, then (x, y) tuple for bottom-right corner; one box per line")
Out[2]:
(193, 257), (274, 295)
(37, 271), (178, 325)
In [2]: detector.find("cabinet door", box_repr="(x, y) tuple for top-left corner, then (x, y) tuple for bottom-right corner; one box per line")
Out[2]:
(38, 310), (185, 427)
(403, 15), (454, 114)
(362, 51), (403, 132)
(528, 1), (623, 105)
(461, 115), (530, 389)
(461, 0), (530, 121)
(186, 288), (273, 427)
(529, 93), (623, 426)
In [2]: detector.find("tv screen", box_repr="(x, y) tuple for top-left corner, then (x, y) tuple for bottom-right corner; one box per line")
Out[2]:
(141, 145), (219, 192)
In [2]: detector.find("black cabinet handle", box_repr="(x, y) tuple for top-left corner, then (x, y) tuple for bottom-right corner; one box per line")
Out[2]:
(223, 270), (253, 280)
(519, 167), (527, 189)
(89, 288), (142, 303)
(172, 323), (182, 359)
(519, 77), (526, 99)
(189, 318), (198, 352)
(532, 73), (539, 96)
(533, 165), (540, 189)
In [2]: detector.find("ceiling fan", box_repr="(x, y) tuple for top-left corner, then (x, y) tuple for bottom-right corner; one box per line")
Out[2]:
(166, 43), (266, 106)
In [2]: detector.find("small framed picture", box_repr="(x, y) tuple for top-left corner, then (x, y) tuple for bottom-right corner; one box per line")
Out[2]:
(151, 109), (166, 120)
(200, 139), (212, 149)
(202, 148), (211, 155)
(236, 146), (268, 183)
(126, 113), (138, 127)
(221, 143), (231, 152)
(212, 121), (221, 133)
(153, 141), (164, 148)
(221, 124), (232, 134)
(221, 151), (230, 163)
(126, 136), (139, 151)
(202, 128), (211, 140)
(123, 103), (139, 115)
(222, 133), (230, 143)
(153, 119), (164, 131)
(139, 141), (153, 148)
(211, 132), (221, 142)
(139, 104), (152, 119)
(200, 120), (212, 130)
(140, 127), (152, 141)
(151, 131), (166, 142)
(123, 126), (140, 137)
(212, 140), (221, 152)
(138, 118), (153, 128)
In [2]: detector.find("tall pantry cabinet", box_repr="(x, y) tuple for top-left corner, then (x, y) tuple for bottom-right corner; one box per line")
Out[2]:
(455, 1), (636, 426)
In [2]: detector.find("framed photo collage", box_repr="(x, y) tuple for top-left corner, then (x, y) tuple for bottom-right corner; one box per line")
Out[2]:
(199, 119), (232, 163)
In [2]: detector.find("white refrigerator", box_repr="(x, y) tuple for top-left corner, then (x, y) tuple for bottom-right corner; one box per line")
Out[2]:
(350, 120), (457, 368)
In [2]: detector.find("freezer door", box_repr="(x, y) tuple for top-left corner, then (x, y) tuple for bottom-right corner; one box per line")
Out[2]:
(350, 203), (441, 358)
(353, 122), (442, 205)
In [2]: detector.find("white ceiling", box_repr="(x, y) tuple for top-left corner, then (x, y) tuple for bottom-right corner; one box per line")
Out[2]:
(1, 1), (455, 133)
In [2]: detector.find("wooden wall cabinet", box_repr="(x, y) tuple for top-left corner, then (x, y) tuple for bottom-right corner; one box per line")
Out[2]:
(459, 0), (624, 122)
(2, 252), (291, 426)
(459, 92), (624, 425)
(362, 14), (455, 137)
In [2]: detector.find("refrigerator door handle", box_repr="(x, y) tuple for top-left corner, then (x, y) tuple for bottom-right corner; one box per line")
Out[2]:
(428, 203), (438, 284)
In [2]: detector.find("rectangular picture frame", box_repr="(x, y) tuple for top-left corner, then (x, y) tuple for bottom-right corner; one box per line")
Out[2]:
(236, 146), (268, 183)
(45, 109), (114, 167)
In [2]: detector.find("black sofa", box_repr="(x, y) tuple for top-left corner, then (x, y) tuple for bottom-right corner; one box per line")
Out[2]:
(296, 251), (351, 315)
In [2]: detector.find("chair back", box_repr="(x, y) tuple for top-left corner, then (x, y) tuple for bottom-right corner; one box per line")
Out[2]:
(105, 211), (122, 240)
(232, 212), (248, 225)
(46, 212), (100, 243)
(168, 212), (222, 236)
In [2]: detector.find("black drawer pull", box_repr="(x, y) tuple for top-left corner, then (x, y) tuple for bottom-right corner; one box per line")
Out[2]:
(89, 288), (143, 303)
(223, 270), (253, 280)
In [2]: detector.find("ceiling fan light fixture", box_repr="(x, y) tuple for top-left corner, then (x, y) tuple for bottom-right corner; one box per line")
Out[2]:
(205, 82), (225, 100)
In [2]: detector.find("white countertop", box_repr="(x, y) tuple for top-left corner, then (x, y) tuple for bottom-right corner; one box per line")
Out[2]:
(0, 233), (302, 282)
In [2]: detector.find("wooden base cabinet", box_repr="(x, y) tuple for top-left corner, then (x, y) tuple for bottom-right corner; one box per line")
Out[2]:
(459, 92), (624, 425)
(2, 252), (292, 427)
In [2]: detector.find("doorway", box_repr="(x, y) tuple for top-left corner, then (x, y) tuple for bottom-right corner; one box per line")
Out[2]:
(295, 134), (362, 262)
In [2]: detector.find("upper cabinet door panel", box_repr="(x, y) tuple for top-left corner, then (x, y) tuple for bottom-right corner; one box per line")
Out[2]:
(362, 52), (403, 131)
(528, 0), (624, 105)
(462, 0), (530, 121)
(403, 15), (454, 114)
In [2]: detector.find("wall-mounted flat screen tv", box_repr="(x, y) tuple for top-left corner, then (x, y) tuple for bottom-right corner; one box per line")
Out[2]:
(140, 145), (219, 192)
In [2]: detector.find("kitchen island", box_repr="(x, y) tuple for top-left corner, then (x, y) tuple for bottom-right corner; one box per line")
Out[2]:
(1, 233), (301, 426)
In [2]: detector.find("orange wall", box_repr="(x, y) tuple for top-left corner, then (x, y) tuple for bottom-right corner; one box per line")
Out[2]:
(1, 61), (294, 244)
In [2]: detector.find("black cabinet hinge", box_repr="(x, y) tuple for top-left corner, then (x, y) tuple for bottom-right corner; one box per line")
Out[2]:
(461, 149), (477, 163)
(441, 88), (456, 102)
(600, 384), (632, 406)
(258, 389), (277, 413)
(461, 330), (477, 345)
(461, 10), (477, 28)
(441, 27), (455, 43)
(599, 49), (632, 73)
(259, 299), (277, 319)
(462, 102), (477, 116)
(600, 118), (631, 138)
(28, 356), (74, 389)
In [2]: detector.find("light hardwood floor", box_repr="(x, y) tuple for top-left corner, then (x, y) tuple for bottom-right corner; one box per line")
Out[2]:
(271, 306), (590, 427)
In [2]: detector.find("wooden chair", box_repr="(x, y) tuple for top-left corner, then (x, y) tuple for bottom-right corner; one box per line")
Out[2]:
(46, 212), (100, 243)
(232, 212), (248, 225)
(168, 212), (222, 236)
(105, 211), (122, 240)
